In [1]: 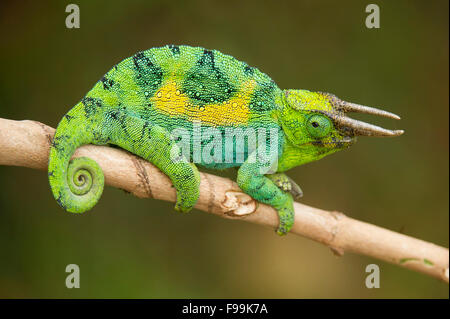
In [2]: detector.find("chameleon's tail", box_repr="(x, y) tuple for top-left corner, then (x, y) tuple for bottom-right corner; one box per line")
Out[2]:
(48, 102), (105, 213)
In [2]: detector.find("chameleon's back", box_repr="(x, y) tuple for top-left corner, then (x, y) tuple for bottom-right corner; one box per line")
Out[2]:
(92, 45), (281, 129)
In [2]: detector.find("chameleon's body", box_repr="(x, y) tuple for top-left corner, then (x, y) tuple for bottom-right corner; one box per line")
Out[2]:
(48, 45), (403, 235)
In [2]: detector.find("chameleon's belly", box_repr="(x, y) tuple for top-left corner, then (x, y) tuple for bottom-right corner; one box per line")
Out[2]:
(167, 123), (285, 169)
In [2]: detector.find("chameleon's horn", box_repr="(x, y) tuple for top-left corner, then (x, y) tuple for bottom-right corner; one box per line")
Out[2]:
(331, 115), (404, 137)
(318, 92), (404, 136)
(338, 100), (401, 120)
(323, 94), (404, 136)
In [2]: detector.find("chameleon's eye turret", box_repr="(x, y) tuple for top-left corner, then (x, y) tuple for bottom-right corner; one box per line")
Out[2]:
(306, 114), (332, 138)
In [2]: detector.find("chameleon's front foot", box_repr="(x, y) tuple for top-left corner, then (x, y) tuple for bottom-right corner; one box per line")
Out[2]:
(273, 195), (295, 236)
(267, 173), (303, 200)
(237, 160), (296, 236)
(266, 173), (299, 234)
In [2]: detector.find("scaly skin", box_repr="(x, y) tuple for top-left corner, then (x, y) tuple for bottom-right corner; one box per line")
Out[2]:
(48, 45), (392, 235)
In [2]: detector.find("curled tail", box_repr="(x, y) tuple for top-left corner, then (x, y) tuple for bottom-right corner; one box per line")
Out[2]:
(48, 102), (105, 213)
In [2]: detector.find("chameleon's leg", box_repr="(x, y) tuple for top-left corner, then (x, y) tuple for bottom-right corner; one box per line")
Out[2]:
(266, 173), (303, 200)
(103, 110), (200, 213)
(237, 152), (294, 235)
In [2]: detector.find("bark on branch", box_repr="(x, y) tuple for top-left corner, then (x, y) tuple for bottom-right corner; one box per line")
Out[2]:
(0, 117), (448, 283)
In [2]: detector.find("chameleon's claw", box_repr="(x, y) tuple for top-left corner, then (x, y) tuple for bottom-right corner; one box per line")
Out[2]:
(175, 204), (190, 213)
(285, 175), (303, 200)
(267, 173), (303, 201)
(175, 201), (195, 213)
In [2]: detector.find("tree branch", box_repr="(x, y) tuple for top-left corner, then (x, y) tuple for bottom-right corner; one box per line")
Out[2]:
(0, 117), (448, 283)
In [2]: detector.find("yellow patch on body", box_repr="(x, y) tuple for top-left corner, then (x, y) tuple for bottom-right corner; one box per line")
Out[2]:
(151, 80), (256, 126)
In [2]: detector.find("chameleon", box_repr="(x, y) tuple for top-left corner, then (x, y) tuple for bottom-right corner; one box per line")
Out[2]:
(48, 45), (404, 235)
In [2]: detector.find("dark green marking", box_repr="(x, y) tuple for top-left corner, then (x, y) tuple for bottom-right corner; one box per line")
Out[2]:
(132, 51), (163, 96)
(82, 97), (104, 118)
(182, 49), (235, 105)
(243, 64), (255, 76)
(168, 44), (180, 55)
(101, 75), (115, 90)
(249, 80), (277, 112)
(64, 114), (75, 122)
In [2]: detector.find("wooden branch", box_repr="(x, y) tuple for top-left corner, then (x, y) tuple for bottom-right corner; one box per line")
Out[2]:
(0, 117), (448, 283)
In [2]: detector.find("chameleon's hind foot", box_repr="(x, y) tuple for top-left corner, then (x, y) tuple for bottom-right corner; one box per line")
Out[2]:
(267, 173), (303, 200)
(173, 163), (200, 213)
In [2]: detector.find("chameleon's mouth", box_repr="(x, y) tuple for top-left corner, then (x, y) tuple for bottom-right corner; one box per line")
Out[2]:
(334, 135), (357, 147)
(340, 136), (356, 143)
(310, 135), (356, 147)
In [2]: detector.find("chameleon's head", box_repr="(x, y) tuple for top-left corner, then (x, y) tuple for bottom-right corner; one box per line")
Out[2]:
(279, 89), (403, 160)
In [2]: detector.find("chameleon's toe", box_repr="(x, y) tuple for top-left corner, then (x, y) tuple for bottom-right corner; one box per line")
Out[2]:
(174, 202), (194, 213)
(174, 189), (199, 213)
(268, 173), (303, 201)
(286, 176), (303, 200)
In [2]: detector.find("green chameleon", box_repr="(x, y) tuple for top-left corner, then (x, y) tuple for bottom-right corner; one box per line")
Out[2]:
(48, 45), (403, 235)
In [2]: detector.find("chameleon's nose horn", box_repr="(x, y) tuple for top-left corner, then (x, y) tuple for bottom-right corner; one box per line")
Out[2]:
(332, 115), (404, 137)
(339, 100), (401, 120)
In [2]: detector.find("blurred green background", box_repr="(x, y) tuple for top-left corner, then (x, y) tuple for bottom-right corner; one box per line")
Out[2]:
(0, 0), (448, 298)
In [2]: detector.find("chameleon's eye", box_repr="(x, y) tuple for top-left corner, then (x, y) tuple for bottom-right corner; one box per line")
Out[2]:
(307, 114), (332, 138)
